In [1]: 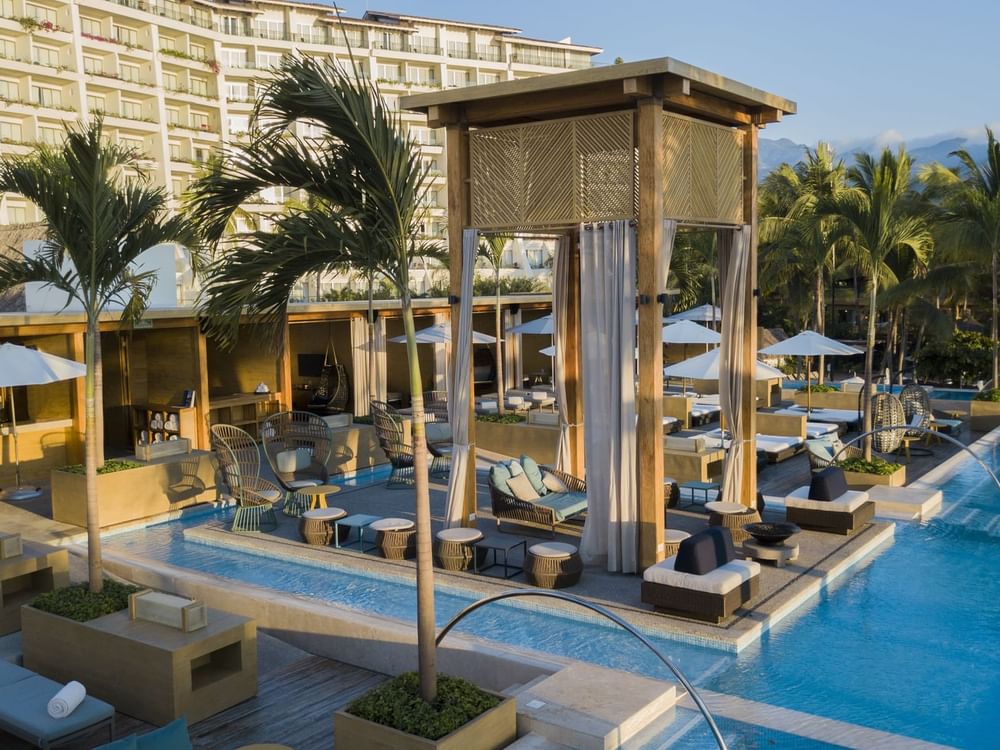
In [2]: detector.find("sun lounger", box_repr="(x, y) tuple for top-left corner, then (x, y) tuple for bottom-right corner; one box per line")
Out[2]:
(805, 421), (840, 439)
(775, 406), (861, 429)
(489, 457), (587, 535)
(702, 429), (804, 463)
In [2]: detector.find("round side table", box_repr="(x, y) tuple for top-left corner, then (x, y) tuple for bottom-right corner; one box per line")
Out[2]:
(525, 542), (582, 589)
(705, 501), (761, 544)
(663, 528), (691, 558)
(435, 527), (485, 571)
(299, 507), (347, 545)
(369, 517), (416, 559)
(297, 483), (341, 511)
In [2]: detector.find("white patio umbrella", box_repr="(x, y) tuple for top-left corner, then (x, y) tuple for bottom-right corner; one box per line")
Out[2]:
(663, 348), (784, 381)
(759, 330), (862, 411)
(539, 344), (555, 357)
(0, 343), (86, 501)
(388, 322), (497, 345)
(663, 304), (722, 324)
(661, 321), (721, 393)
(506, 314), (553, 336)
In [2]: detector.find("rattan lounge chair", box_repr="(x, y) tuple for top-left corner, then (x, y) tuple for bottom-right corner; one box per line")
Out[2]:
(488, 461), (586, 535)
(306, 362), (349, 415)
(210, 424), (281, 532)
(805, 436), (862, 471)
(370, 400), (449, 487)
(260, 411), (333, 516)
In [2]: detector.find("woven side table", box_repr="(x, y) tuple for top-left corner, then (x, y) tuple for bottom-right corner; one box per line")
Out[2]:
(298, 507), (347, 545)
(663, 529), (692, 558)
(369, 517), (416, 560)
(435, 527), (485, 571)
(705, 501), (761, 545)
(525, 542), (582, 589)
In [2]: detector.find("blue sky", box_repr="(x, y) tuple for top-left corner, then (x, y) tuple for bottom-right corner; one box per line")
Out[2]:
(354, 0), (999, 145)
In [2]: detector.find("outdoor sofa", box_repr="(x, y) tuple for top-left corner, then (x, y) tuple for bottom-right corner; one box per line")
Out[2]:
(489, 456), (587, 535)
(785, 467), (876, 535)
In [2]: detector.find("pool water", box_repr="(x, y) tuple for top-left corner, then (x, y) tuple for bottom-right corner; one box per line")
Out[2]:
(105, 450), (1000, 748)
(786, 381), (978, 401)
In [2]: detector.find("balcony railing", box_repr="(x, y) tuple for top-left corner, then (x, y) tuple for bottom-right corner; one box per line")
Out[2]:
(409, 37), (437, 55)
(476, 45), (502, 62)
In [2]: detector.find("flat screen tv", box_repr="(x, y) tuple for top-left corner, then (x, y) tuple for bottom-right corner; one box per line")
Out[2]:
(297, 353), (326, 378)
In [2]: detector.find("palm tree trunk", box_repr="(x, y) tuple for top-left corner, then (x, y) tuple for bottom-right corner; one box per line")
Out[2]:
(896, 309), (908, 385)
(94, 326), (105, 467)
(84, 318), (103, 593)
(992, 248), (998, 386)
(401, 301), (437, 704)
(367, 272), (376, 403)
(815, 269), (825, 383)
(863, 283), (877, 461)
(495, 266), (505, 415)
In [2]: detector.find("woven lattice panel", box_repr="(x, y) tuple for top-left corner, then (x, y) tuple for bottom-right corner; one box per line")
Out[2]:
(662, 112), (744, 224)
(470, 111), (634, 228)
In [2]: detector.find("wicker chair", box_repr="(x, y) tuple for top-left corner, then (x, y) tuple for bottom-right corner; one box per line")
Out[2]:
(898, 385), (933, 458)
(210, 424), (282, 533)
(422, 390), (450, 423)
(306, 363), (349, 415)
(260, 411), (332, 516)
(869, 392), (907, 454)
(489, 464), (586, 535)
(370, 400), (450, 487)
(805, 436), (863, 471)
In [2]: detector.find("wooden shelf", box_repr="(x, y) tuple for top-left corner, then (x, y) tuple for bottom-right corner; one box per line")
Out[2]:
(132, 404), (198, 451)
(207, 393), (279, 439)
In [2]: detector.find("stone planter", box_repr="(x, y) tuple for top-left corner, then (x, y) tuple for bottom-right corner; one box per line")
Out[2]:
(843, 465), (906, 489)
(476, 420), (560, 465)
(50, 451), (216, 529)
(334, 693), (516, 750)
(970, 400), (1000, 431)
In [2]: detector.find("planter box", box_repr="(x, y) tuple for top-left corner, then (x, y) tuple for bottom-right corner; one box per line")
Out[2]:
(50, 450), (216, 528)
(477, 420), (559, 465)
(843, 465), (906, 489)
(793, 390), (867, 411)
(135, 437), (190, 461)
(0, 542), (68, 635)
(334, 694), (516, 750)
(970, 400), (1000, 431)
(22, 605), (256, 726)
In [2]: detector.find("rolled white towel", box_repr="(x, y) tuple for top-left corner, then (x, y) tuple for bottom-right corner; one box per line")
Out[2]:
(47, 681), (86, 719)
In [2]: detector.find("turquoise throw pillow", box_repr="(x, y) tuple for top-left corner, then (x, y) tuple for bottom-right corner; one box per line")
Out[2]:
(136, 717), (192, 750)
(489, 464), (512, 495)
(97, 736), (137, 750)
(519, 455), (547, 495)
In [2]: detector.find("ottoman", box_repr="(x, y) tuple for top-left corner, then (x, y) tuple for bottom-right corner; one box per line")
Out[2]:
(705, 501), (761, 545)
(435, 527), (485, 571)
(663, 528), (692, 558)
(370, 517), (416, 560)
(525, 542), (582, 589)
(298, 507), (347, 545)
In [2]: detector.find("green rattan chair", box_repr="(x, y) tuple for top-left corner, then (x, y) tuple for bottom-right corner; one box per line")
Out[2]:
(210, 424), (281, 533)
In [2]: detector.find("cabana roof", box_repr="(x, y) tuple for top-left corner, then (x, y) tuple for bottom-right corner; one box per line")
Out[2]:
(401, 56), (796, 129)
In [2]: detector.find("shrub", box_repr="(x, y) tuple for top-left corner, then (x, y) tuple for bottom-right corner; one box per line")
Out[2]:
(838, 456), (902, 475)
(348, 672), (500, 740)
(476, 413), (525, 424)
(796, 383), (837, 393)
(57, 459), (142, 475)
(352, 414), (373, 424)
(916, 330), (992, 384)
(974, 388), (1000, 402)
(32, 580), (142, 622)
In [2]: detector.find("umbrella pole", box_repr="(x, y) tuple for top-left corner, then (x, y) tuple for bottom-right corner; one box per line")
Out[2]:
(2, 385), (41, 501)
(806, 356), (812, 414)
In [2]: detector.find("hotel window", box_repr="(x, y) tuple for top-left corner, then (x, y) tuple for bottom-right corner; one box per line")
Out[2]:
(446, 40), (471, 58)
(255, 19), (285, 41)
(189, 77), (208, 96)
(227, 115), (248, 134)
(191, 8), (211, 29)
(160, 35), (176, 51)
(478, 72), (501, 85)
(171, 177), (183, 196)
(120, 100), (142, 119)
(7, 205), (27, 224)
(0, 38), (14, 59)
(162, 71), (178, 90)
(408, 66), (434, 85)
(256, 51), (280, 69)
(25, 4), (56, 23)
(32, 86), (60, 108)
(447, 69), (470, 88)
(190, 112), (209, 130)
(83, 56), (103, 74)
(375, 30), (402, 51)
(79, 17), (101, 36)
(376, 63), (399, 82)
(382, 94), (398, 110)
(0, 121), (22, 142)
(0, 80), (17, 100)
(168, 142), (181, 160)
(38, 126), (62, 146)
(189, 42), (206, 60)
(226, 82), (248, 101)
(220, 48), (247, 68)
(165, 107), (179, 125)
(120, 136), (143, 151)
(193, 147), (209, 162)
(409, 126), (436, 146)
(113, 25), (138, 47)
(219, 16), (243, 35)
(85, 94), (104, 112)
(0, 0), (14, 17)
(32, 45), (59, 67)
(119, 62), (140, 82)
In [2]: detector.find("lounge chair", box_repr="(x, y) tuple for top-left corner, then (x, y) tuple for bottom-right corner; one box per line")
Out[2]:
(210, 424), (282, 532)
(370, 400), (449, 486)
(805, 435), (862, 472)
(702, 429), (804, 463)
(305, 362), (349, 416)
(785, 467), (875, 535)
(260, 411), (333, 516)
(488, 456), (587, 535)
(641, 527), (760, 623)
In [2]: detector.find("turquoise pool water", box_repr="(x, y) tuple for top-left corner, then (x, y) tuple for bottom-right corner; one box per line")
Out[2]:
(105, 453), (1000, 748)
(786, 381), (978, 401)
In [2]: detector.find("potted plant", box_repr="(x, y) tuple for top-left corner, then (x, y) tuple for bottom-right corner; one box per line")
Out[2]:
(971, 388), (1000, 431)
(838, 455), (906, 488)
(334, 672), (516, 750)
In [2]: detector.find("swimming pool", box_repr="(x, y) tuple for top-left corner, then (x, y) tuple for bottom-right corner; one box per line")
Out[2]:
(785, 381), (978, 401)
(105, 450), (1000, 748)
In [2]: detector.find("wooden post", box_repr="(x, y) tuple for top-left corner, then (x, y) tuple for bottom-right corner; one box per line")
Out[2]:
(446, 121), (477, 525)
(563, 228), (585, 478)
(278, 322), (293, 412)
(194, 326), (211, 451)
(740, 123), (759, 505)
(68, 332), (86, 464)
(637, 97), (666, 568)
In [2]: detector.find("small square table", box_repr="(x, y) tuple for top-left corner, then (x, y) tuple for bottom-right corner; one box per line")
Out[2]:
(474, 534), (527, 579)
(335, 514), (382, 553)
(679, 480), (719, 509)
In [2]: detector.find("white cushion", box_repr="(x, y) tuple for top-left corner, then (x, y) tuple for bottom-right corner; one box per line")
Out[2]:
(665, 435), (706, 452)
(478, 399), (498, 410)
(303, 507), (346, 521)
(662, 416), (678, 426)
(664, 529), (691, 544)
(507, 396), (525, 406)
(288, 479), (321, 489)
(369, 517), (414, 531)
(276, 447), (311, 473)
(258, 488), (282, 503)
(643, 556), (760, 595)
(529, 542), (578, 558)
(755, 435), (802, 453)
(705, 501), (747, 515)
(542, 471), (569, 494)
(508, 472), (541, 501)
(805, 422), (838, 438)
(436, 527), (484, 543)
(786, 486), (869, 512)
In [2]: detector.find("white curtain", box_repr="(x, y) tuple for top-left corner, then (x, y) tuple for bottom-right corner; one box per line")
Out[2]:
(503, 308), (522, 390)
(718, 226), (752, 506)
(350, 314), (387, 416)
(444, 229), (477, 527)
(552, 236), (573, 471)
(432, 312), (449, 392)
(579, 221), (638, 573)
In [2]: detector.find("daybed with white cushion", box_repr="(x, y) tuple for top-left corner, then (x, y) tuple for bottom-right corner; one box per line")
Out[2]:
(642, 556), (760, 623)
(775, 406), (861, 430)
(805, 421), (840, 439)
(785, 486), (875, 535)
(489, 457), (587, 535)
(702, 429), (804, 463)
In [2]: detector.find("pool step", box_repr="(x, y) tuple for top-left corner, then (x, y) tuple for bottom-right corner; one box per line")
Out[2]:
(502, 674), (550, 698)
(515, 663), (678, 750)
(505, 733), (573, 750)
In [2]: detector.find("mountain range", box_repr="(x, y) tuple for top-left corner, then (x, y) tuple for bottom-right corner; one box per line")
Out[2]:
(759, 128), (992, 177)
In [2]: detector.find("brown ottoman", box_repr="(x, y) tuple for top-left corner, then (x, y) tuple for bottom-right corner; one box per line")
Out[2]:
(435, 527), (485, 571)
(370, 517), (416, 560)
(298, 507), (347, 545)
(525, 542), (582, 589)
(705, 501), (761, 545)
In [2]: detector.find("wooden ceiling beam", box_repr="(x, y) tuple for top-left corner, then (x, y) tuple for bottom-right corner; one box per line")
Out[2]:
(662, 89), (752, 125)
(460, 80), (630, 126)
(751, 107), (783, 125)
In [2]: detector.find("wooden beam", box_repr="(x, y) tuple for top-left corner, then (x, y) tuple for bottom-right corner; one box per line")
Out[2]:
(752, 108), (783, 125)
(663, 90), (752, 125)
(446, 122), (477, 526)
(663, 76), (690, 97)
(563, 228), (585, 479)
(425, 104), (461, 129)
(461, 80), (632, 126)
(623, 77), (653, 98)
(278, 322), (293, 413)
(740, 124), (759, 506)
(636, 96), (666, 569)
(194, 326), (211, 451)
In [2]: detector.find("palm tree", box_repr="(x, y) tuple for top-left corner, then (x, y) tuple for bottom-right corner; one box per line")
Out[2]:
(184, 55), (442, 702)
(920, 128), (1000, 385)
(0, 119), (194, 592)
(478, 233), (512, 413)
(828, 148), (932, 457)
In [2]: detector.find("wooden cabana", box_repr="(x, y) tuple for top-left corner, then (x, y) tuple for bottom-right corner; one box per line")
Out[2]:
(402, 58), (796, 570)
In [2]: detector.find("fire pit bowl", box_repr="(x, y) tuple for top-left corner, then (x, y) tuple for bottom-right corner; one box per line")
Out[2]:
(743, 522), (800, 546)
